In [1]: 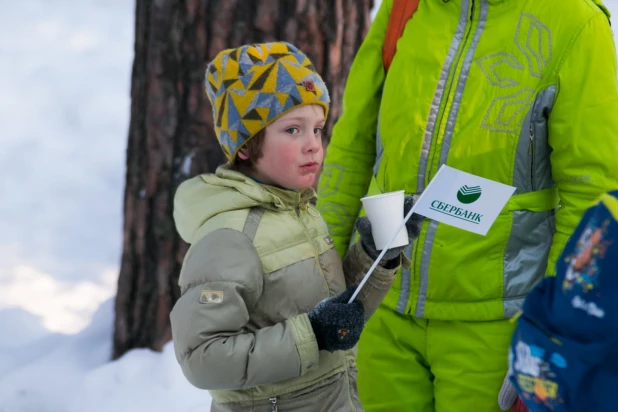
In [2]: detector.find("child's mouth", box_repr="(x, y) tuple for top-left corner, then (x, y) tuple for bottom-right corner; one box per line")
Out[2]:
(299, 162), (319, 173)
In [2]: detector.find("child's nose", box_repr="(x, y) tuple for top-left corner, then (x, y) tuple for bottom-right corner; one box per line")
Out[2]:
(305, 134), (322, 153)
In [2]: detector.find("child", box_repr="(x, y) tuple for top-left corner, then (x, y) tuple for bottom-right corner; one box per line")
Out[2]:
(169, 42), (423, 412)
(504, 190), (618, 411)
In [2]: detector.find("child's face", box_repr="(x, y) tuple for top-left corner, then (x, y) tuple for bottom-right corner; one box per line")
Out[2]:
(243, 104), (325, 190)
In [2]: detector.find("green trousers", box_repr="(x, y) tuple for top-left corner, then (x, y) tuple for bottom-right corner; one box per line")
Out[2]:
(356, 303), (516, 412)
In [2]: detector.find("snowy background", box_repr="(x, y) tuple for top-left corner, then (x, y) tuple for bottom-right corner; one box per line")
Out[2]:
(1, 0), (617, 411)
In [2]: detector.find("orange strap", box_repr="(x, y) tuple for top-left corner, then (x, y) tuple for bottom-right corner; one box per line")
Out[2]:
(382, 0), (420, 73)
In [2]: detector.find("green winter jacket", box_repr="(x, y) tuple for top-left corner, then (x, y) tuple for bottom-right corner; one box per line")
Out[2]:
(170, 164), (399, 411)
(318, 0), (618, 321)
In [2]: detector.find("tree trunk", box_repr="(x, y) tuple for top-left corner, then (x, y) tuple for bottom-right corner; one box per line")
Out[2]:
(113, 0), (373, 360)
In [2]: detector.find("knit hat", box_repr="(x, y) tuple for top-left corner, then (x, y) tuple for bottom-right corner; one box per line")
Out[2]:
(205, 42), (330, 161)
(508, 190), (618, 411)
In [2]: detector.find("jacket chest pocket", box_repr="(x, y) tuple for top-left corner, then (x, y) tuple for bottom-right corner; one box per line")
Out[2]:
(257, 257), (331, 323)
(254, 210), (347, 323)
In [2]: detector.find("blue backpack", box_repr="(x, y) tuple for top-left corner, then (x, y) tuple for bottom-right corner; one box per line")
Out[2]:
(508, 190), (618, 411)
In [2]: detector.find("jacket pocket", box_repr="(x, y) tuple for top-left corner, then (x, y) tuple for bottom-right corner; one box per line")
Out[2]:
(208, 373), (345, 412)
(273, 371), (358, 411)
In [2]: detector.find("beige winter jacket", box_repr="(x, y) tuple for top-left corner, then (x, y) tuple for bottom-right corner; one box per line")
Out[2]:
(170, 164), (401, 411)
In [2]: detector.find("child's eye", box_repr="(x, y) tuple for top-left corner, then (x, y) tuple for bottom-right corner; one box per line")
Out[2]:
(286, 127), (300, 135)
(314, 128), (323, 135)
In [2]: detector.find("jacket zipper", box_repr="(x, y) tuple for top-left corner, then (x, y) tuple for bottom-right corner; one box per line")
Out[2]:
(296, 204), (331, 294)
(410, 0), (476, 316)
(529, 124), (535, 191)
(426, 0), (476, 185)
(269, 396), (278, 412)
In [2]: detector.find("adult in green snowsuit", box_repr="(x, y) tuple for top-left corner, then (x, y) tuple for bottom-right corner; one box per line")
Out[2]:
(317, 0), (618, 411)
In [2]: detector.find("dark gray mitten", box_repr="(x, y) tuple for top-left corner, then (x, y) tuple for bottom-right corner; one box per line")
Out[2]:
(356, 195), (425, 264)
(307, 285), (365, 352)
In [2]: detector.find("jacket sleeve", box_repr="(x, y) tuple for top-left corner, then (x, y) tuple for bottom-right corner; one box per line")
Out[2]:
(546, 12), (618, 275)
(317, 0), (392, 258)
(342, 241), (400, 320)
(170, 229), (319, 390)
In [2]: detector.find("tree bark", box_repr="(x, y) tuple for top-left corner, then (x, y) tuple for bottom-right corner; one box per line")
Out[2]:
(113, 0), (373, 360)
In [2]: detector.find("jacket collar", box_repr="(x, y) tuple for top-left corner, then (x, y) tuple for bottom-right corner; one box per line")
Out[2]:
(216, 163), (317, 211)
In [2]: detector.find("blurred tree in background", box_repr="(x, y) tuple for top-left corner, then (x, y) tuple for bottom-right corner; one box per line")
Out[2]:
(113, 0), (374, 359)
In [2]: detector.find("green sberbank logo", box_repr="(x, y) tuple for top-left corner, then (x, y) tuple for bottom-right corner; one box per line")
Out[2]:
(457, 185), (482, 204)
(430, 199), (483, 224)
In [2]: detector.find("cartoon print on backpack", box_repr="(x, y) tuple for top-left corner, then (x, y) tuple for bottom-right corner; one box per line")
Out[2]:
(510, 340), (568, 409)
(562, 217), (613, 299)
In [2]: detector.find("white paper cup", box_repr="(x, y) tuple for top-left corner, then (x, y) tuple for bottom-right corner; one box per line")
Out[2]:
(361, 190), (409, 250)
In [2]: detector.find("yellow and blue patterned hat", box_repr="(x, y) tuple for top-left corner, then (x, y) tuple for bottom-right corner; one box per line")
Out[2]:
(205, 42), (330, 161)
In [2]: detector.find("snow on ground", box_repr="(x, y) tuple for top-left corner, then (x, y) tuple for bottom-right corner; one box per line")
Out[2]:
(0, 0), (130, 334)
(0, 300), (212, 412)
